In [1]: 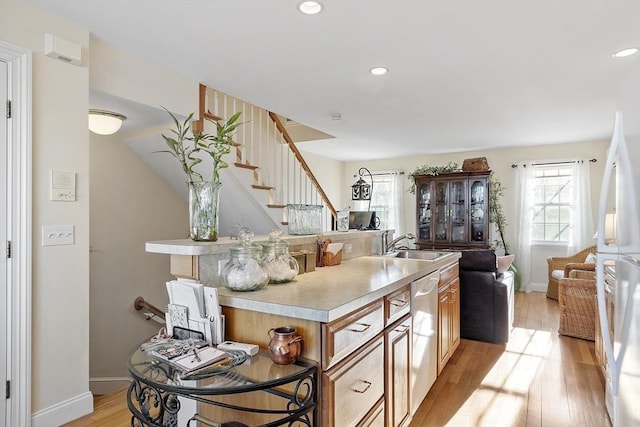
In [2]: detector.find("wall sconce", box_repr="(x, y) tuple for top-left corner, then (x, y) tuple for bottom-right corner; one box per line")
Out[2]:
(88, 109), (127, 135)
(351, 167), (373, 211)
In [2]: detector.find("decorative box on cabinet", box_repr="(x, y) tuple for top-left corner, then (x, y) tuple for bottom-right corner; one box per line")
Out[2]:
(414, 171), (491, 249)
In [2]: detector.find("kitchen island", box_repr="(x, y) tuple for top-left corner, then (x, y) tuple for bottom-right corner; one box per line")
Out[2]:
(147, 235), (460, 426)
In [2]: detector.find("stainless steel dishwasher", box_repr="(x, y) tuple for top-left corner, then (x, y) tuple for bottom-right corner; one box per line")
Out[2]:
(411, 270), (440, 415)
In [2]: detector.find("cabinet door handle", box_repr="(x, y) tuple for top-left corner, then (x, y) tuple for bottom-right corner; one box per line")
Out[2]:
(351, 380), (372, 393)
(395, 324), (410, 333)
(347, 323), (371, 333)
(389, 299), (408, 308)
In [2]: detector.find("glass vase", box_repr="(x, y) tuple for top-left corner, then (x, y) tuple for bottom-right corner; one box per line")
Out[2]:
(188, 181), (221, 241)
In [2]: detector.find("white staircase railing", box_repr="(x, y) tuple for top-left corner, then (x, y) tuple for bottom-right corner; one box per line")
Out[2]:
(197, 84), (336, 232)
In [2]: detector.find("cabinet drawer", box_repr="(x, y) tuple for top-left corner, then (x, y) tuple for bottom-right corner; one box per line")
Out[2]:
(322, 299), (384, 369)
(439, 262), (459, 288)
(385, 285), (411, 326)
(358, 398), (385, 427)
(323, 336), (385, 427)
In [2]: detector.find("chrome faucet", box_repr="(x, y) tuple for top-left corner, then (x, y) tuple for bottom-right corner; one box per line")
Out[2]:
(384, 232), (416, 253)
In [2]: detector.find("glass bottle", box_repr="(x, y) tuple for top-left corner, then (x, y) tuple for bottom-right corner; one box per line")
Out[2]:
(221, 230), (270, 291)
(261, 230), (299, 284)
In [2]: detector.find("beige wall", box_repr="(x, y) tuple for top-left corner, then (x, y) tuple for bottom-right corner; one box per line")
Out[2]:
(0, 1), (614, 422)
(89, 130), (188, 393)
(298, 149), (347, 212)
(341, 140), (610, 287)
(87, 32), (202, 395)
(0, 0), (91, 417)
(90, 38), (197, 118)
(1, 1), (203, 422)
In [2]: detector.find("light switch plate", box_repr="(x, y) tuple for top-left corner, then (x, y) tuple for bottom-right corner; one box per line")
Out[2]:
(42, 225), (75, 246)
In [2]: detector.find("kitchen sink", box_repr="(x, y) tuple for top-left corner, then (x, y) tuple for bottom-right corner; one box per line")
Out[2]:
(393, 250), (449, 261)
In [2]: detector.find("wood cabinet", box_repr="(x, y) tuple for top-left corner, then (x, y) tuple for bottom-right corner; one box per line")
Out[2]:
(321, 285), (413, 427)
(360, 400), (386, 427)
(385, 314), (412, 427)
(322, 299), (385, 370)
(322, 335), (385, 427)
(437, 262), (460, 374)
(414, 171), (491, 249)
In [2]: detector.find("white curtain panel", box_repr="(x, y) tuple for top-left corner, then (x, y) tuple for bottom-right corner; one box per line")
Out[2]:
(568, 158), (594, 254)
(514, 161), (535, 292)
(390, 172), (406, 237)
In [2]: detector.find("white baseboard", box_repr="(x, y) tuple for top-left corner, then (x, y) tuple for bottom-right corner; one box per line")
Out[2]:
(31, 391), (93, 427)
(524, 282), (547, 293)
(90, 377), (131, 395)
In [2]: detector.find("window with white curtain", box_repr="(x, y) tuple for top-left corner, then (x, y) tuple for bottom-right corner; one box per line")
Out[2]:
(514, 158), (594, 291)
(531, 165), (573, 243)
(370, 171), (406, 236)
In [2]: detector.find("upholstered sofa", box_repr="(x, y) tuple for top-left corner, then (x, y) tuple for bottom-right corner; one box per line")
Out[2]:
(458, 249), (515, 344)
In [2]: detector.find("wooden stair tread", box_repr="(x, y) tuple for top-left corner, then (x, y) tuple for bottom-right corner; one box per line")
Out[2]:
(203, 111), (223, 121)
(235, 162), (259, 170)
(252, 184), (274, 190)
(267, 204), (286, 209)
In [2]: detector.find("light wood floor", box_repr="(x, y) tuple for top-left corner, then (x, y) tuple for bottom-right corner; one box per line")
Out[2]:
(410, 291), (609, 427)
(64, 291), (609, 427)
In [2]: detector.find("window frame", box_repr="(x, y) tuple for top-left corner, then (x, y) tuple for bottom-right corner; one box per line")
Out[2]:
(530, 164), (574, 245)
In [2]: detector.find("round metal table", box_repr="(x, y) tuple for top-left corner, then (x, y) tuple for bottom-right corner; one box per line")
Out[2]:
(127, 345), (317, 427)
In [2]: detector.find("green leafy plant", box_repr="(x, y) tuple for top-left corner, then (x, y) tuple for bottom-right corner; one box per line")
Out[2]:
(488, 172), (509, 254)
(488, 173), (521, 290)
(407, 161), (459, 194)
(157, 107), (243, 184)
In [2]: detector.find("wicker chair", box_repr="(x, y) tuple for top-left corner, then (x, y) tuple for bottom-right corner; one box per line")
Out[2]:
(558, 269), (597, 341)
(546, 245), (596, 300)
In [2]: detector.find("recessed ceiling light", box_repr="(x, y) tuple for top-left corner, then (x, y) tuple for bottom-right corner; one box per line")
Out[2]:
(370, 67), (389, 76)
(612, 47), (639, 58)
(298, 1), (323, 15)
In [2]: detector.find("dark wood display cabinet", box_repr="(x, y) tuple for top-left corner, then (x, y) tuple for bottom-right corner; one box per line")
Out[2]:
(414, 171), (491, 249)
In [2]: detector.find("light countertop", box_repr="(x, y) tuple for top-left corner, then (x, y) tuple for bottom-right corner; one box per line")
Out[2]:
(146, 230), (385, 256)
(217, 253), (460, 323)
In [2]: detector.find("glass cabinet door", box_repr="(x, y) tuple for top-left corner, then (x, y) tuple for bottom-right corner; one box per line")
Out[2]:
(435, 181), (448, 242)
(414, 172), (490, 248)
(450, 179), (467, 243)
(469, 179), (487, 242)
(418, 182), (432, 241)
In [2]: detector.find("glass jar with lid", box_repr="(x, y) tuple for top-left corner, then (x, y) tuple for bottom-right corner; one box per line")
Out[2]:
(262, 230), (299, 284)
(220, 230), (270, 291)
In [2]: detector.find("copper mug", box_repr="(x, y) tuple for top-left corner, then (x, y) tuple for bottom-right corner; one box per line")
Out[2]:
(268, 326), (303, 365)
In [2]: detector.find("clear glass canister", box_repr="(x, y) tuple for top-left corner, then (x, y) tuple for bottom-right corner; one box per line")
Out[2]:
(221, 230), (270, 291)
(262, 230), (299, 284)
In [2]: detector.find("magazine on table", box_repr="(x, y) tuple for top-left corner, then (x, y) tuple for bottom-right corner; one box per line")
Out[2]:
(141, 337), (230, 373)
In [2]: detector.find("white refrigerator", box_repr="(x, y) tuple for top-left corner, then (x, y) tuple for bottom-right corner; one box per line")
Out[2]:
(596, 60), (640, 427)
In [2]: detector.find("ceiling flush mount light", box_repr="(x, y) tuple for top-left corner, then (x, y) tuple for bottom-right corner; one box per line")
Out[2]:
(612, 47), (639, 58)
(88, 109), (127, 135)
(298, 1), (323, 15)
(370, 67), (388, 76)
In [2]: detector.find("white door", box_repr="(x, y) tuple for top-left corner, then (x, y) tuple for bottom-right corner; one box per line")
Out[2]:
(0, 57), (8, 427)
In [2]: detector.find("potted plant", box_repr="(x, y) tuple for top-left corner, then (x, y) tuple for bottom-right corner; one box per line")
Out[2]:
(488, 172), (521, 290)
(158, 108), (243, 241)
(407, 162), (459, 194)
